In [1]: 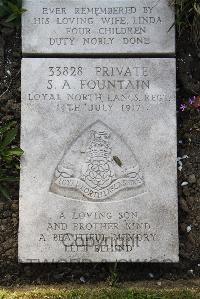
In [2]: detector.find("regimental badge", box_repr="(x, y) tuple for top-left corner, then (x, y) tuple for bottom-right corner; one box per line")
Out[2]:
(50, 121), (145, 201)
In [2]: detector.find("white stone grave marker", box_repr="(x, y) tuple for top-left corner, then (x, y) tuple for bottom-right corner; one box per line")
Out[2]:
(19, 58), (178, 263)
(22, 0), (175, 55)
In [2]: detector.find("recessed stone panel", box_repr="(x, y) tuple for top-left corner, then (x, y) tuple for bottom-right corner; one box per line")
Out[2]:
(19, 58), (178, 262)
(22, 0), (175, 55)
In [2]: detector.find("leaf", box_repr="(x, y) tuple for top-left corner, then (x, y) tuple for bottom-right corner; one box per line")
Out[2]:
(113, 156), (122, 167)
(194, 3), (200, 15)
(15, 164), (20, 170)
(0, 0), (25, 26)
(0, 184), (10, 199)
(7, 1), (20, 14)
(0, 6), (8, 17)
(0, 121), (16, 135)
(19, 8), (27, 14)
(3, 148), (24, 157)
(2, 156), (12, 162)
(5, 12), (17, 22)
(0, 177), (19, 182)
(0, 127), (17, 150)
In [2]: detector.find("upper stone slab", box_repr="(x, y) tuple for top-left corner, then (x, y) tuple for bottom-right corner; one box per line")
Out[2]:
(22, 0), (175, 55)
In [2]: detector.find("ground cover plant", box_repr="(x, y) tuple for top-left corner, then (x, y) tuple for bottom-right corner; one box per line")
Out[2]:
(170, 0), (200, 36)
(0, 121), (23, 199)
(0, 0), (25, 26)
(0, 286), (199, 299)
(169, 0), (200, 48)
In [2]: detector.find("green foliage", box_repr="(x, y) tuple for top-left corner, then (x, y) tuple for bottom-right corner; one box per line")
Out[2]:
(108, 262), (119, 287)
(0, 0), (26, 27)
(0, 287), (199, 299)
(0, 121), (23, 199)
(169, 0), (200, 35)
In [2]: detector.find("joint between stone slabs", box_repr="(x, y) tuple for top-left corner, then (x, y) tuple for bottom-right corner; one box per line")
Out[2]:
(22, 53), (176, 59)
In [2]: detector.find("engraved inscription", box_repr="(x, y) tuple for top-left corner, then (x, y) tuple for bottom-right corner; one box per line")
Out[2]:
(26, 63), (175, 115)
(22, 0), (175, 54)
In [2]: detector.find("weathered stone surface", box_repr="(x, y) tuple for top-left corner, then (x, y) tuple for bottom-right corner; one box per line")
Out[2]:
(19, 58), (178, 263)
(22, 0), (175, 55)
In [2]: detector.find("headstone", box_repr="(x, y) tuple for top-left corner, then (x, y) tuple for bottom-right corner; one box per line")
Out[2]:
(22, 0), (175, 55)
(19, 58), (178, 262)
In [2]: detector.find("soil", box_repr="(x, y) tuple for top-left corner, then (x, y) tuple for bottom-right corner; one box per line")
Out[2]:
(0, 26), (199, 287)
